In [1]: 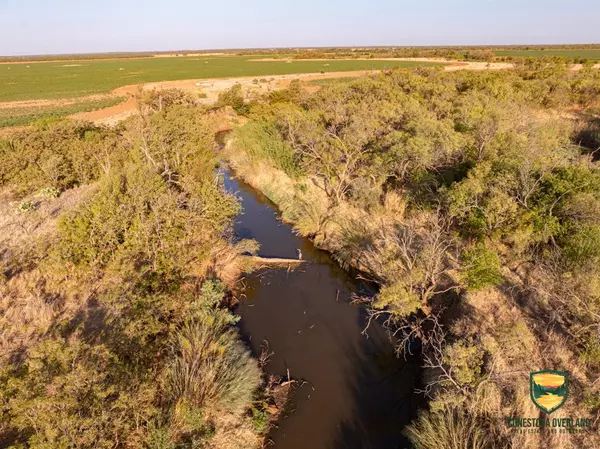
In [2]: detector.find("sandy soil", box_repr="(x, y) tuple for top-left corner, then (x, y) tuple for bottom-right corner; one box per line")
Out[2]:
(69, 84), (141, 125)
(71, 70), (378, 125)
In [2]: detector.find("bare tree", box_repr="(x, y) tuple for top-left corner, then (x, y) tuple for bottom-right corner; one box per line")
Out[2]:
(362, 208), (457, 315)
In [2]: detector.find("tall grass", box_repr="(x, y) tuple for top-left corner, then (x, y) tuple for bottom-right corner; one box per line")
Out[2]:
(234, 121), (300, 178)
(165, 310), (261, 415)
(405, 407), (493, 449)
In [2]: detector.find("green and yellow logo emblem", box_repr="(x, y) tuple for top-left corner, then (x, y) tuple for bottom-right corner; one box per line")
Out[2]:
(530, 370), (568, 414)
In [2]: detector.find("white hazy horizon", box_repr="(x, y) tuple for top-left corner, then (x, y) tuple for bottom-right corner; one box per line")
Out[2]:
(1, 0), (599, 56)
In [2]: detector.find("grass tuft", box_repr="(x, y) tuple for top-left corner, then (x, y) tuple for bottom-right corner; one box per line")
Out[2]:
(405, 407), (492, 449)
(165, 311), (261, 415)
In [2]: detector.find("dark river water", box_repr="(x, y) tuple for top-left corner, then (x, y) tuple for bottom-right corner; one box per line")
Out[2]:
(222, 169), (420, 449)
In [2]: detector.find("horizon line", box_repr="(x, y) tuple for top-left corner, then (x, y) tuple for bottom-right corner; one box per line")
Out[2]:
(2, 43), (600, 59)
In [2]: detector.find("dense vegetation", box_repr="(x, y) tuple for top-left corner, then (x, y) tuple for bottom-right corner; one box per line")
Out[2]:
(0, 103), (268, 447)
(494, 49), (600, 61)
(223, 61), (600, 447)
(244, 44), (600, 62)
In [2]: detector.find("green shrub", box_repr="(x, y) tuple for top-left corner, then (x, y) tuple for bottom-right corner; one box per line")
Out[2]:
(38, 186), (61, 198)
(560, 224), (600, 268)
(140, 88), (198, 114)
(0, 337), (159, 448)
(374, 282), (422, 317)
(460, 244), (503, 291)
(250, 406), (269, 433)
(583, 389), (600, 414)
(146, 427), (176, 449)
(57, 171), (136, 268)
(580, 334), (600, 366)
(0, 121), (116, 196)
(443, 341), (484, 387)
(216, 83), (247, 114)
(17, 201), (37, 213)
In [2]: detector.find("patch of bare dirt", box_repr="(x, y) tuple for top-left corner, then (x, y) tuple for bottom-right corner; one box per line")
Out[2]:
(69, 84), (140, 125)
(72, 71), (378, 125)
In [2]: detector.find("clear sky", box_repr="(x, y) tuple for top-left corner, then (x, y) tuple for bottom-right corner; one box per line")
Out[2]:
(1, 0), (598, 56)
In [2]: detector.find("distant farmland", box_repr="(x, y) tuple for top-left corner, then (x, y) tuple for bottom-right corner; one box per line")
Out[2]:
(0, 56), (442, 102)
(494, 49), (600, 60)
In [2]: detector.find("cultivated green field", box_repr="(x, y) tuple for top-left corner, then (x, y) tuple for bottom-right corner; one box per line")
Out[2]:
(0, 97), (125, 128)
(0, 56), (442, 102)
(494, 49), (600, 60)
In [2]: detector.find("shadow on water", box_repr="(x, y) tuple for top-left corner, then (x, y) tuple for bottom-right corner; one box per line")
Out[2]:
(222, 169), (421, 449)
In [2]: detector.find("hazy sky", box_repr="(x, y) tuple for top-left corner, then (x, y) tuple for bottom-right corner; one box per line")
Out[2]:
(1, 0), (598, 55)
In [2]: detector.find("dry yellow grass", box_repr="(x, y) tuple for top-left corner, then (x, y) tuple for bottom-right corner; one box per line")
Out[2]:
(0, 185), (99, 363)
(0, 184), (97, 250)
(204, 410), (262, 449)
(451, 284), (600, 448)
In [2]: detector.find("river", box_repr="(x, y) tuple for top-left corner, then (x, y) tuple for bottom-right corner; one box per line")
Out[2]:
(222, 169), (421, 449)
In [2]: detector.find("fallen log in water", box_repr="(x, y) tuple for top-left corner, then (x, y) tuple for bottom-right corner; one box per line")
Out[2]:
(249, 256), (307, 266)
